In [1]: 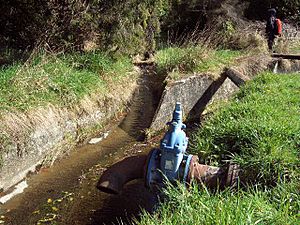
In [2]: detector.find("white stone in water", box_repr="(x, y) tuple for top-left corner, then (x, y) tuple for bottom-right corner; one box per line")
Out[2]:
(88, 132), (110, 144)
(0, 180), (28, 204)
(89, 137), (103, 144)
(103, 132), (109, 139)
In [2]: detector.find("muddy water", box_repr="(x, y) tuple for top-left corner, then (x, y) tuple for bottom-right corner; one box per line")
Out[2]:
(0, 65), (164, 225)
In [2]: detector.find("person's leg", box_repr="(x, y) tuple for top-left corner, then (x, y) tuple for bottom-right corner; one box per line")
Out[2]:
(268, 35), (275, 51)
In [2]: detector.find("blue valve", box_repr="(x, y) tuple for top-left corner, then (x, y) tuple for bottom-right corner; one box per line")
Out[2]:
(145, 102), (193, 190)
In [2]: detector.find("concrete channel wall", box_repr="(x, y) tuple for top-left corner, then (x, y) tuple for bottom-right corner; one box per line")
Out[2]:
(0, 77), (138, 192)
(150, 55), (275, 131)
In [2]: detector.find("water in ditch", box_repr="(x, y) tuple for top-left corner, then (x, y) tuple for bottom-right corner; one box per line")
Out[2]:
(0, 65), (164, 225)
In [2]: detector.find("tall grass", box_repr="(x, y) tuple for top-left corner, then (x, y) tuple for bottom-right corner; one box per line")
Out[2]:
(0, 52), (133, 111)
(139, 181), (299, 225)
(288, 40), (300, 54)
(155, 46), (241, 80)
(138, 72), (300, 225)
(191, 72), (300, 185)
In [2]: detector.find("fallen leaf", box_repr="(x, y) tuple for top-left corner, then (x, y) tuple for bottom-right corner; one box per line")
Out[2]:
(32, 210), (40, 214)
(53, 199), (62, 203)
(52, 207), (59, 212)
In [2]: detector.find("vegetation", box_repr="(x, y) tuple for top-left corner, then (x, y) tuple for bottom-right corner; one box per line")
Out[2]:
(139, 72), (300, 224)
(289, 40), (300, 54)
(0, 52), (134, 111)
(191, 73), (299, 185)
(246, 0), (300, 23)
(0, 1), (299, 224)
(0, 0), (172, 54)
(1, 0), (299, 55)
(139, 182), (299, 225)
(0, 45), (244, 112)
(155, 46), (241, 80)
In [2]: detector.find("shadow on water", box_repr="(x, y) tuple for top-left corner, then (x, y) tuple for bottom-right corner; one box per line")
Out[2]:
(118, 64), (165, 141)
(60, 65), (165, 225)
(1, 64), (165, 225)
(90, 181), (158, 225)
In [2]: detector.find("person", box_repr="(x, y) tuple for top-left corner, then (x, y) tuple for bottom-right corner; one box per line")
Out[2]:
(266, 8), (279, 51)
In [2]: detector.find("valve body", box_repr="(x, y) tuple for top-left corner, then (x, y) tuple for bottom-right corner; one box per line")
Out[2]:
(97, 102), (240, 195)
(145, 103), (193, 189)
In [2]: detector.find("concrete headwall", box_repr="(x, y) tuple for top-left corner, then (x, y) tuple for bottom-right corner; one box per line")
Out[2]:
(150, 74), (214, 130)
(150, 74), (239, 131)
(150, 55), (275, 131)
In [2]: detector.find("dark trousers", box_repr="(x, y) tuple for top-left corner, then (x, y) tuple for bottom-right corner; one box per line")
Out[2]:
(268, 34), (276, 51)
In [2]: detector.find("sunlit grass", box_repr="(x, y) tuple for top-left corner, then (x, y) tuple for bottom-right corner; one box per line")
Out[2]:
(139, 181), (299, 225)
(190, 72), (300, 185)
(0, 52), (133, 111)
(155, 46), (241, 80)
(138, 72), (300, 225)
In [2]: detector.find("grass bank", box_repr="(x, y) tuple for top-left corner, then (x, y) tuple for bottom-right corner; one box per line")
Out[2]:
(0, 47), (242, 112)
(155, 46), (242, 81)
(139, 72), (300, 224)
(139, 182), (299, 225)
(191, 72), (299, 185)
(0, 52), (134, 112)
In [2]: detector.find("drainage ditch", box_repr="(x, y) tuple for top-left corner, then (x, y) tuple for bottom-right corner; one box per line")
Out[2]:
(1, 55), (298, 225)
(0, 64), (165, 225)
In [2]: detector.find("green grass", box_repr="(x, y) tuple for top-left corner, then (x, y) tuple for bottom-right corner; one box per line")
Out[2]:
(139, 182), (299, 225)
(155, 46), (241, 80)
(138, 72), (300, 225)
(0, 52), (133, 111)
(195, 49), (241, 73)
(190, 72), (300, 185)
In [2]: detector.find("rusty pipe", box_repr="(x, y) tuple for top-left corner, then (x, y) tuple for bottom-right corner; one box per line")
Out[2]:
(96, 155), (147, 194)
(187, 156), (240, 189)
(97, 154), (240, 195)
